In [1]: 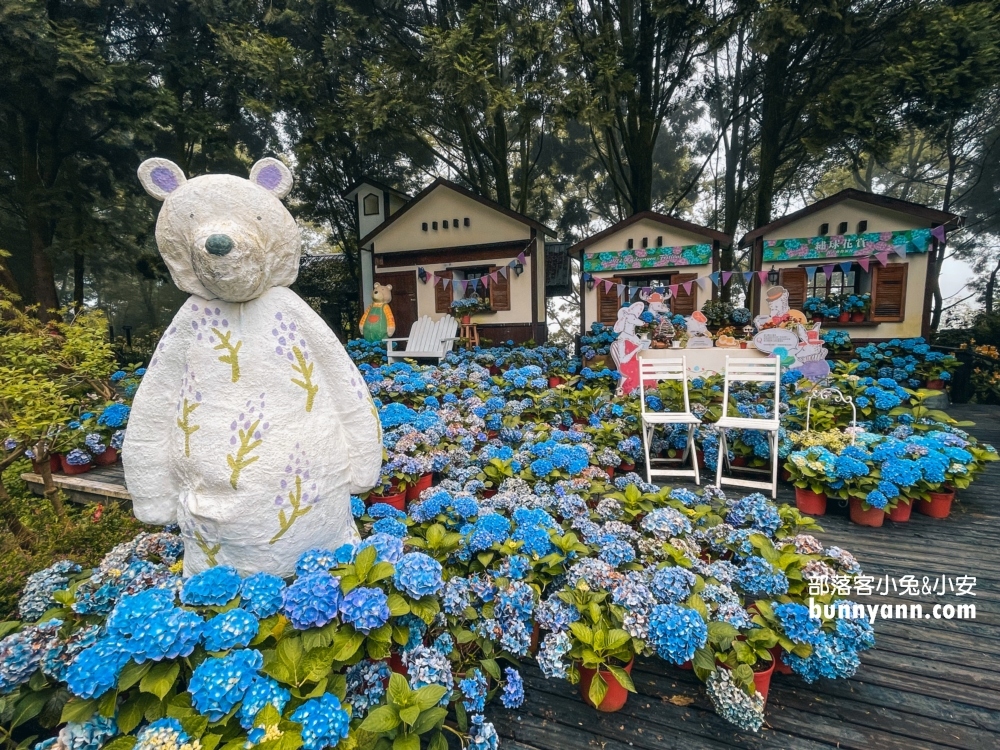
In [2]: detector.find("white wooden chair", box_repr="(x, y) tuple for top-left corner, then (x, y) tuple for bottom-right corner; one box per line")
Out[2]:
(714, 356), (782, 498)
(638, 356), (701, 485)
(385, 316), (459, 363)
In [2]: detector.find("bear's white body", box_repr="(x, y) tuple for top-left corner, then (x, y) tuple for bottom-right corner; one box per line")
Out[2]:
(124, 158), (382, 577)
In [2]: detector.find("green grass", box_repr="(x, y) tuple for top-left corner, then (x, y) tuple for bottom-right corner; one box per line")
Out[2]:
(0, 461), (150, 619)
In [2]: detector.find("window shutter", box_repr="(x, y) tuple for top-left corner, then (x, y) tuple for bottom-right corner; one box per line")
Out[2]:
(489, 266), (510, 311)
(670, 273), (698, 316)
(778, 268), (808, 311)
(434, 270), (453, 314)
(597, 276), (622, 325)
(871, 262), (908, 322)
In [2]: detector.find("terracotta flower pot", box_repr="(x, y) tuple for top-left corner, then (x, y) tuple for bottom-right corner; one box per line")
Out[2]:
(887, 498), (912, 522)
(696, 449), (705, 468)
(770, 647), (793, 675)
(731, 455), (748, 467)
(678, 660), (693, 671)
(925, 379), (945, 390)
(578, 658), (634, 712)
(604, 467), (615, 479)
(461, 314), (471, 325)
(837, 311), (850, 323)
(32, 456), (60, 475)
(795, 487), (827, 515)
(851, 312), (866, 322)
(739, 341), (748, 349)
(93, 447), (118, 466)
(368, 490), (406, 511)
(481, 488), (498, 499)
(405, 473), (433, 501)
(752, 659), (777, 703)
(489, 365), (501, 376)
(917, 488), (955, 518)
(619, 462), (635, 473)
(548, 376), (564, 388)
(849, 497), (885, 527)
(59, 454), (92, 475)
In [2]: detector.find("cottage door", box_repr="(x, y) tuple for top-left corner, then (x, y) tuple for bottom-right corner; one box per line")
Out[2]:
(374, 271), (418, 338)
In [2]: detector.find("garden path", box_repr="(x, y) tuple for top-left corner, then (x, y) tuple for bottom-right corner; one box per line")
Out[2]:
(492, 403), (1000, 750)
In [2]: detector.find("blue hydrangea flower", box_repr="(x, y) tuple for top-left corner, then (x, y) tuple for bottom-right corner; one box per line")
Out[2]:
(459, 668), (488, 713)
(0, 621), (62, 693)
(356, 532), (404, 564)
(773, 602), (824, 645)
(650, 567), (696, 604)
(351, 496), (365, 518)
(405, 643), (454, 696)
(394, 552), (444, 599)
(466, 513), (511, 552)
(181, 566), (242, 606)
(238, 675), (290, 729)
(641, 507), (692, 538)
(647, 604), (708, 664)
(501, 666), (525, 708)
(339, 587), (390, 634)
(345, 659), (390, 717)
(290, 693), (351, 750)
(203, 609), (259, 652)
(282, 572), (342, 630)
(296, 548), (339, 575)
(66, 636), (131, 699)
(784, 633), (861, 683)
(240, 572), (286, 619)
(537, 631), (572, 679)
(19, 560), (81, 622)
(734, 557), (789, 596)
(97, 403), (130, 428)
(372, 517), (408, 537)
(468, 714), (498, 750)
(136, 719), (190, 750)
(189, 649), (263, 721)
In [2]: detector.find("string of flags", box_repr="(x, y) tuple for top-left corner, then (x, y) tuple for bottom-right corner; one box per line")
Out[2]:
(584, 246), (912, 300)
(418, 251), (527, 293)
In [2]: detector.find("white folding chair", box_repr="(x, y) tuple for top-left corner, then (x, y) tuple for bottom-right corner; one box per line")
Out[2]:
(714, 356), (781, 498)
(638, 355), (701, 485)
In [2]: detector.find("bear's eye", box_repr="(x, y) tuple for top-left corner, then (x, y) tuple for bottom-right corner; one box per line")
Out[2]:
(189, 213), (194, 218)
(256, 215), (262, 221)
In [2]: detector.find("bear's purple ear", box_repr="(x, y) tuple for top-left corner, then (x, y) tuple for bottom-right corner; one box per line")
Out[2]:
(250, 157), (293, 199)
(138, 158), (187, 201)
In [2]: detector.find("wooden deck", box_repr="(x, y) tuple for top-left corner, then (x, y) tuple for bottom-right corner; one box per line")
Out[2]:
(20, 463), (130, 506)
(493, 403), (1000, 750)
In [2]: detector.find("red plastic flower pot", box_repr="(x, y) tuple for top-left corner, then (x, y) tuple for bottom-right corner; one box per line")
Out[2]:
(794, 488), (827, 515)
(578, 658), (634, 712)
(461, 314), (471, 325)
(887, 498), (912, 522)
(489, 365), (501, 376)
(731, 455), (748, 467)
(753, 660), (776, 703)
(481, 489), (497, 499)
(917, 489), (955, 519)
(406, 473), (433, 501)
(32, 456), (60, 475)
(93, 448), (118, 466)
(604, 467), (615, 479)
(925, 379), (945, 390)
(851, 312), (866, 322)
(678, 660), (693, 670)
(59, 454), (92, 475)
(619, 462), (635, 473)
(849, 497), (885, 527)
(770, 647), (793, 675)
(548, 376), (564, 387)
(368, 491), (406, 511)
(838, 312), (850, 323)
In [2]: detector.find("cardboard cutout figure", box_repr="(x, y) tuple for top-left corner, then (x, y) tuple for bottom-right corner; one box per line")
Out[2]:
(360, 282), (396, 341)
(610, 302), (648, 395)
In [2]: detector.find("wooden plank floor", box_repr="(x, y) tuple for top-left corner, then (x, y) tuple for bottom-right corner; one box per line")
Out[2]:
(492, 403), (1000, 749)
(20, 462), (130, 505)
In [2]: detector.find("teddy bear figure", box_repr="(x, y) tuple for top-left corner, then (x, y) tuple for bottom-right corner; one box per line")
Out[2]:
(359, 282), (396, 342)
(124, 157), (383, 577)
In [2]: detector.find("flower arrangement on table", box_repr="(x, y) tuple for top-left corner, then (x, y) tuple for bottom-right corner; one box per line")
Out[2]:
(843, 293), (870, 319)
(730, 307), (752, 326)
(701, 300), (735, 327)
(802, 297), (825, 318)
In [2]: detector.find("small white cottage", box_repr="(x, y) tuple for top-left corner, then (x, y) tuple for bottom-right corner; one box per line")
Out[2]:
(567, 211), (730, 331)
(740, 189), (962, 340)
(346, 177), (554, 344)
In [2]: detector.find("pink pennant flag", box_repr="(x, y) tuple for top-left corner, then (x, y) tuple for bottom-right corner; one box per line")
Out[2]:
(822, 265), (834, 280)
(931, 225), (947, 242)
(481, 274), (490, 288)
(683, 281), (694, 296)
(428, 273), (436, 285)
(603, 279), (614, 293)
(491, 271), (500, 283)
(858, 257), (871, 272)
(721, 271), (733, 285)
(668, 284), (679, 297)
(757, 271), (769, 284)
(876, 251), (890, 266)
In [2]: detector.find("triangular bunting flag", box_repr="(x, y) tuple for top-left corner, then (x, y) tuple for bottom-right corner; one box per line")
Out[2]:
(491, 271), (499, 283)
(709, 272), (721, 286)
(757, 271), (770, 284)
(876, 251), (890, 266)
(616, 284), (626, 297)
(683, 281), (694, 296)
(931, 225), (947, 242)
(858, 257), (871, 272)
(668, 284), (679, 297)
(442, 278), (450, 289)
(743, 271), (754, 285)
(642, 286), (651, 297)
(892, 244), (907, 258)
(481, 275), (489, 288)
(603, 279), (614, 293)
(499, 266), (508, 279)
(517, 252), (526, 264)
(696, 277), (712, 292)
(839, 262), (853, 275)
(721, 271), (733, 285)
(822, 264), (835, 280)
(457, 279), (468, 292)
(469, 278), (479, 290)
(805, 266), (817, 281)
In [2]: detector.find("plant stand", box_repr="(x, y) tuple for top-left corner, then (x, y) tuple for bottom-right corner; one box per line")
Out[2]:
(460, 321), (480, 349)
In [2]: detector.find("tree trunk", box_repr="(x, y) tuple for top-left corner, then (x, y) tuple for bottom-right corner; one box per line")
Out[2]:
(0, 478), (35, 549)
(29, 215), (60, 318)
(34, 443), (65, 519)
(929, 125), (958, 332)
(73, 249), (85, 309)
(754, 48), (789, 229)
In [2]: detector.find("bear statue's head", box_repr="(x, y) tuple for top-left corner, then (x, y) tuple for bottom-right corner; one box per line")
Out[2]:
(372, 282), (393, 304)
(138, 157), (299, 303)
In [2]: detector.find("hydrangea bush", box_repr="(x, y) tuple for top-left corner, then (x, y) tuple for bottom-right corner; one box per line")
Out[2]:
(1, 335), (988, 746)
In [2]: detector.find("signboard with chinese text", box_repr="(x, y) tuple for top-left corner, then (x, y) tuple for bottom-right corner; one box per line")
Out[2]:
(763, 228), (931, 262)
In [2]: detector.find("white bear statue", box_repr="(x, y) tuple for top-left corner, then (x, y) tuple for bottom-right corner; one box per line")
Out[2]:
(124, 157), (382, 577)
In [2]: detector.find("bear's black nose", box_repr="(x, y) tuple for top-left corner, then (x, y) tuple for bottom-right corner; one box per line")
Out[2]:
(205, 234), (234, 256)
